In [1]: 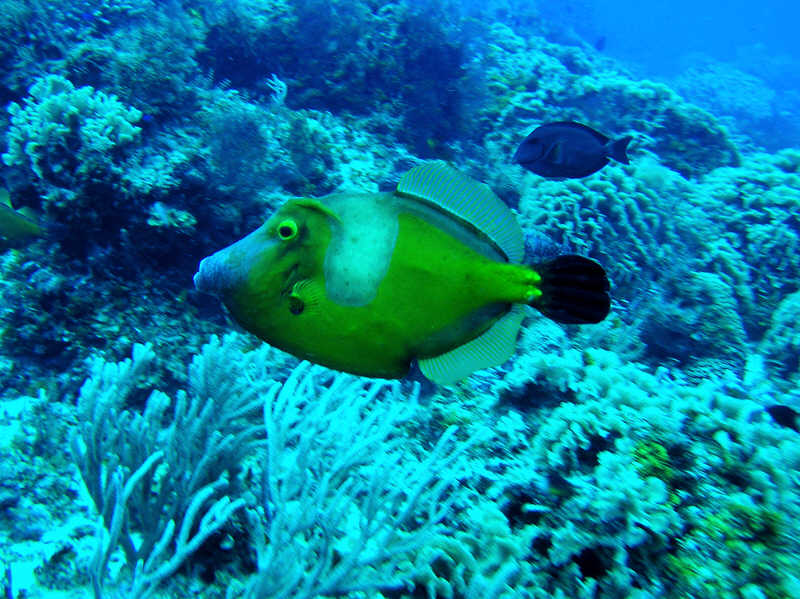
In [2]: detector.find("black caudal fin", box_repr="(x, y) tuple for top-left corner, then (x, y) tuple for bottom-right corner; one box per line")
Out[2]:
(607, 136), (632, 165)
(531, 255), (611, 324)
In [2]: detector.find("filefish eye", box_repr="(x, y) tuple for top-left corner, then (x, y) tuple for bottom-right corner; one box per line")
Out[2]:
(277, 219), (298, 241)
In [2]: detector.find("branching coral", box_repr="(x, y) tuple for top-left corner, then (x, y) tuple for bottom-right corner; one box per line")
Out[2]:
(3, 74), (141, 206)
(687, 150), (800, 335)
(72, 334), (473, 599)
(485, 332), (800, 599)
(66, 9), (203, 117)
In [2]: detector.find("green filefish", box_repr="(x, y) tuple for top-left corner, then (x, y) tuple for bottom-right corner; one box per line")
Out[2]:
(0, 188), (42, 244)
(194, 162), (610, 384)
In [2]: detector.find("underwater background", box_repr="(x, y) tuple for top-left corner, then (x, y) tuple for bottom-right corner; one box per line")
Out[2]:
(1, 0), (799, 597)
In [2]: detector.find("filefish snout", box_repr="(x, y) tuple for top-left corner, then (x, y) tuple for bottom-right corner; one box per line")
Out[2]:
(193, 252), (231, 295)
(194, 223), (273, 296)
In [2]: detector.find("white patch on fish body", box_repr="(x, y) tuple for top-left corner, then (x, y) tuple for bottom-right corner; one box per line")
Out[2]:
(320, 180), (511, 307)
(322, 192), (399, 306)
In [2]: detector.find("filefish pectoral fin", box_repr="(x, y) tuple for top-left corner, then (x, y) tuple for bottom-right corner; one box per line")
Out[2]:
(530, 255), (610, 324)
(288, 279), (325, 316)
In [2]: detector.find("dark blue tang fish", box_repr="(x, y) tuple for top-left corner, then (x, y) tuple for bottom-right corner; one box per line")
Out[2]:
(513, 121), (632, 179)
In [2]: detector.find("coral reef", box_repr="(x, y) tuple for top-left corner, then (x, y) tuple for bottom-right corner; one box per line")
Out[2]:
(485, 329), (800, 599)
(3, 74), (141, 201)
(759, 290), (800, 392)
(9, 335), (471, 599)
(687, 150), (800, 336)
(198, 0), (476, 155)
(482, 24), (740, 178)
(0, 2), (798, 599)
(675, 57), (776, 125)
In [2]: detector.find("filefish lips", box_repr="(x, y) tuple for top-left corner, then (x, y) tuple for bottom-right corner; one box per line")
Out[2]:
(193, 223), (274, 296)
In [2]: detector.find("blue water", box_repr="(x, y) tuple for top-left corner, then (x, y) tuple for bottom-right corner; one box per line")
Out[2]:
(0, 1), (798, 598)
(541, 0), (800, 150)
(541, 0), (797, 71)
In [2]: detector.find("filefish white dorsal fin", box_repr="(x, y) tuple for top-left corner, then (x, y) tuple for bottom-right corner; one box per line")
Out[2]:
(418, 305), (526, 385)
(397, 161), (524, 263)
